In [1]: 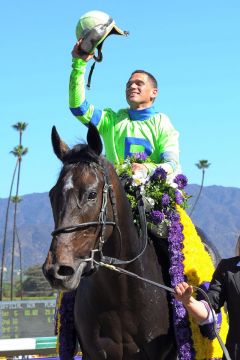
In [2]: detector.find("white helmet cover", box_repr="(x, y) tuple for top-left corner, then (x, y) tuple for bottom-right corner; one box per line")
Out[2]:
(76, 10), (128, 54)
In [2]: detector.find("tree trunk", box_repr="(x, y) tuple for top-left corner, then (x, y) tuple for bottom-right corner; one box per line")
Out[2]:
(190, 170), (205, 216)
(10, 158), (22, 300)
(0, 159), (18, 300)
(16, 229), (23, 300)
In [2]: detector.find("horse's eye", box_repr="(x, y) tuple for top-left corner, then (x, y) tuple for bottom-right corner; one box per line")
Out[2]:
(88, 191), (97, 200)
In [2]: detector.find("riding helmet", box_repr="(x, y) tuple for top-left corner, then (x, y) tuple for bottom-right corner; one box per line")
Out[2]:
(75, 10), (128, 55)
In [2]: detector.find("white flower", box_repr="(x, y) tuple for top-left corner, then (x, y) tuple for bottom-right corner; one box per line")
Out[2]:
(167, 180), (178, 189)
(142, 196), (155, 211)
(132, 170), (149, 187)
(132, 175), (142, 187)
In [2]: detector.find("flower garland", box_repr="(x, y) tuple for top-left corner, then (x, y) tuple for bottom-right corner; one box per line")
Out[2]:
(116, 154), (190, 232)
(116, 154), (229, 359)
(55, 291), (79, 360)
(55, 291), (63, 354)
(116, 155), (196, 358)
(167, 209), (195, 359)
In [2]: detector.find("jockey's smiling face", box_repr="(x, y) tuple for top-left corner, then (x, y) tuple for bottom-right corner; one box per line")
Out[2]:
(126, 72), (158, 110)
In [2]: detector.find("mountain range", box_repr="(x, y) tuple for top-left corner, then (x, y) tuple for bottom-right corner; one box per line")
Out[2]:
(0, 185), (240, 271)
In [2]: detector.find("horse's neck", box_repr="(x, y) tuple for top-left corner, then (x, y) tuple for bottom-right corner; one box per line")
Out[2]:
(107, 171), (166, 279)
(107, 169), (142, 258)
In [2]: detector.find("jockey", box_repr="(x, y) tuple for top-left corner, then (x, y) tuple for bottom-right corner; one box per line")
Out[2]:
(69, 11), (181, 181)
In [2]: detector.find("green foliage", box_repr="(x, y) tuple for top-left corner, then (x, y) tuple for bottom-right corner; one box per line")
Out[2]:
(116, 155), (153, 177)
(126, 193), (138, 210)
(2, 282), (10, 298)
(22, 264), (54, 297)
(115, 155), (190, 232)
(11, 195), (22, 203)
(116, 158), (133, 177)
(12, 122), (28, 132)
(195, 159), (211, 170)
(10, 145), (28, 158)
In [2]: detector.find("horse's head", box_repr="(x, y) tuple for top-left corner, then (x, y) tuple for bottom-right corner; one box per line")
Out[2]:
(43, 124), (116, 291)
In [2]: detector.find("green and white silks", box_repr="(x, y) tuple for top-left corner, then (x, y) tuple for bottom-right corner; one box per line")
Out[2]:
(69, 58), (181, 178)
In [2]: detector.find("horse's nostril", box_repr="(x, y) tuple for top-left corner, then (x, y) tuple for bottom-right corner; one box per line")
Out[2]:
(58, 265), (74, 277)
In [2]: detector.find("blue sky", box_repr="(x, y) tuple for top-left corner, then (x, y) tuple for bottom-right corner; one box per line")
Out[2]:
(1, 0), (240, 198)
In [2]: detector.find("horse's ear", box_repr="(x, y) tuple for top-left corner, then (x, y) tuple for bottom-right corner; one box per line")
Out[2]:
(51, 126), (70, 162)
(87, 123), (103, 156)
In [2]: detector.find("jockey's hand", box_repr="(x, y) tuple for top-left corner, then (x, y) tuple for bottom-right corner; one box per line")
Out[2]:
(174, 282), (193, 304)
(131, 163), (148, 177)
(71, 38), (94, 61)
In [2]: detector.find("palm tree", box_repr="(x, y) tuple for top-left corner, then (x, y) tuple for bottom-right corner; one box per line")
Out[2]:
(10, 146), (28, 300)
(12, 122), (28, 146)
(9, 123), (28, 300)
(190, 160), (211, 216)
(1, 122), (28, 300)
(0, 122), (28, 301)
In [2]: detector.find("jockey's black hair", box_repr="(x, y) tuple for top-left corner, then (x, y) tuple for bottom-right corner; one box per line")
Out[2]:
(130, 70), (158, 88)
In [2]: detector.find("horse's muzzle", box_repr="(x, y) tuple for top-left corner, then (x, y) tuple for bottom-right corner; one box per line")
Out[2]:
(42, 256), (88, 291)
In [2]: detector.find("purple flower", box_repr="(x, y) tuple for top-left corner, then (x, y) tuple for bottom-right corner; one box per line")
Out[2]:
(151, 166), (167, 181)
(162, 193), (170, 206)
(169, 211), (180, 222)
(149, 210), (164, 224)
(175, 190), (183, 204)
(169, 221), (183, 235)
(57, 291), (77, 360)
(167, 208), (195, 358)
(173, 174), (188, 190)
(133, 152), (147, 162)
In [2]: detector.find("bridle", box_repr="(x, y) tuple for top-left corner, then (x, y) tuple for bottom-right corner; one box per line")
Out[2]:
(51, 159), (148, 268)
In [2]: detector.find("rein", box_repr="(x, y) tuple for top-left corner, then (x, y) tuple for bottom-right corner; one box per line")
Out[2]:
(93, 260), (231, 360)
(51, 220), (115, 237)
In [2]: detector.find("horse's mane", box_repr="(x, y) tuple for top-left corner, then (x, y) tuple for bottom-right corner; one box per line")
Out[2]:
(63, 143), (101, 165)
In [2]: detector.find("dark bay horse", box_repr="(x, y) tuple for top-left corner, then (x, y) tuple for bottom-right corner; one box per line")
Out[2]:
(43, 124), (177, 360)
